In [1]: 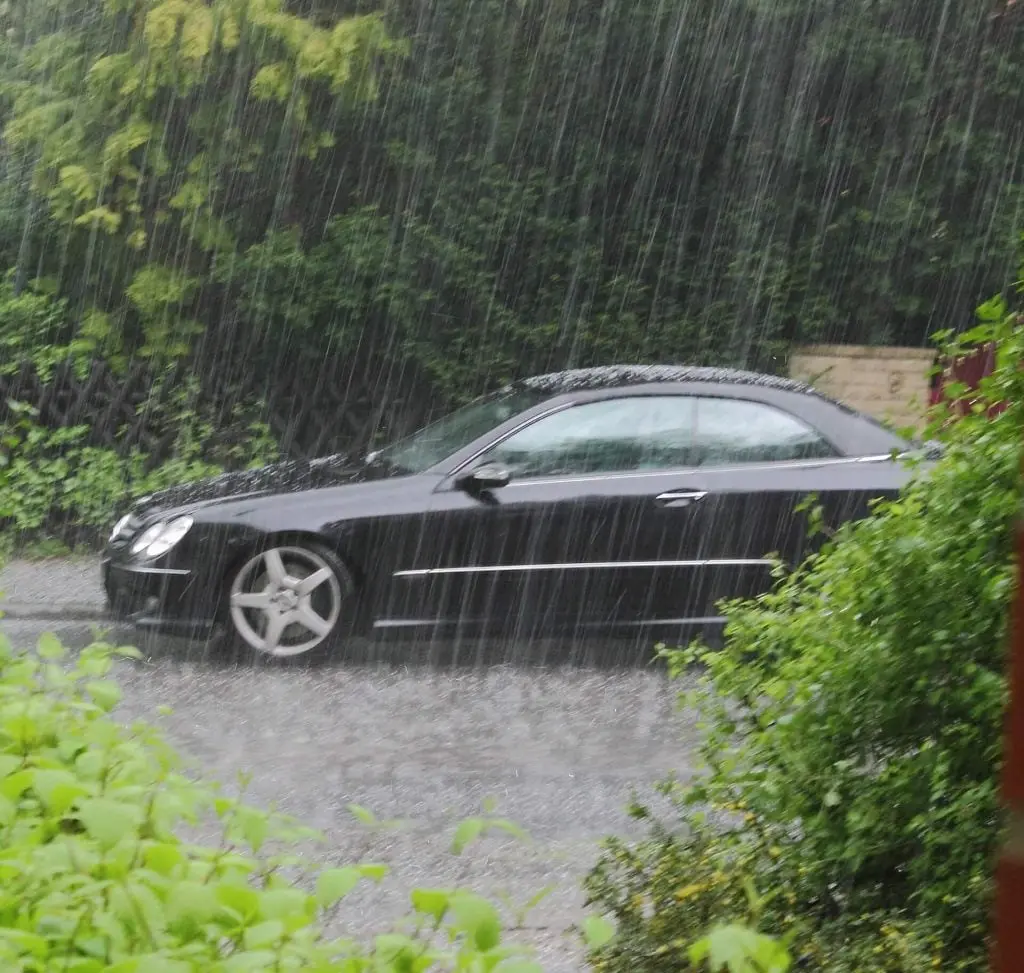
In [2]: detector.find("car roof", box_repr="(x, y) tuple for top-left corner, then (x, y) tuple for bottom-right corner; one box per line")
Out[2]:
(515, 364), (825, 403)
(502, 363), (912, 457)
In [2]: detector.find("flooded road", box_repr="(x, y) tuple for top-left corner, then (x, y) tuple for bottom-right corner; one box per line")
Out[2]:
(1, 559), (698, 970)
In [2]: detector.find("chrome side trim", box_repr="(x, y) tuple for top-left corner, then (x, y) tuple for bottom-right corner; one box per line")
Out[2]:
(371, 615), (729, 629)
(613, 615), (727, 627)
(499, 453), (897, 488)
(119, 565), (192, 576)
(394, 558), (771, 579)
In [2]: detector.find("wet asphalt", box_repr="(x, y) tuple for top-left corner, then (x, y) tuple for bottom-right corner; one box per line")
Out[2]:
(0, 558), (698, 971)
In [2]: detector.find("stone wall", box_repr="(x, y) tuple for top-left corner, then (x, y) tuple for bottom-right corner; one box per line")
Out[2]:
(788, 344), (937, 430)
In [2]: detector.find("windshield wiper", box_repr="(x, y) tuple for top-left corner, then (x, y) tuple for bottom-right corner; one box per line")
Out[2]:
(363, 450), (410, 476)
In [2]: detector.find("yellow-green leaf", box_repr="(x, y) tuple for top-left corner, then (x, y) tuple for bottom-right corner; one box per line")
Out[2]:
(78, 798), (144, 848)
(315, 867), (361, 907)
(37, 632), (65, 659)
(86, 680), (122, 711)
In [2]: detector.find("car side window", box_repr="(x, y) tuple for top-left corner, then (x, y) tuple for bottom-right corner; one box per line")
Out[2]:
(692, 396), (836, 466)
(482, 396), (697, 477)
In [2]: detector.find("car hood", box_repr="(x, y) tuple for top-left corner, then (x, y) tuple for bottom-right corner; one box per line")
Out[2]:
(131, 453), (376, 519)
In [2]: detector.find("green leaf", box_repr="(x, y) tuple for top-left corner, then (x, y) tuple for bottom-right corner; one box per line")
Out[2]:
(346, 802), (377, 826)
(0, 769), (34, 801)
(63, 958), (107, 973)
(688, 924), (791, 973)
(216, 883), (261, 921)
(449, 892), (502, 951)
(35, 773), (88, 816)
(222, 952), (279, 973)
(372, 934), (419, 963)
(243, 919), (285, 949)
(451, 817), (484, 854)
(581, 915), (616, 949)
(75, 751), (105, 780)
(0, 928), (48, 957)
(144, 843), (185, 877)
(258, 888), (310, 919)
(77, 798), (144, 848)
(37, 632), (65, 659)
(411, 887), (451, 920)
(0, 754), (22, 777)
(85, 680), (122, 711)
(125, 879), (169, 939)
(235, 805), (269, 851)
(315, 867), (362, 907)
(166, 881), (219, 925)
(358, 863), (388, 881)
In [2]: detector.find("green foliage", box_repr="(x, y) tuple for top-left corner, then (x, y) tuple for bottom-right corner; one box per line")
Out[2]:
(0, 0), (1018, 416)
(0, 633), (554, 971)
(1, 0), (402, 361)
(0, 399), (276, 540)
(583, 284), (1024, 971)
(0, 270), (279, 542)
(0, 276), (108, 379)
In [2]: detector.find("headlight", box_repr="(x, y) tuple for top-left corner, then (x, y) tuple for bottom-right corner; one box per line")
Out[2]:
(130, 523), (165, 555)
(129, 516), (194, 559)
(109, 513), (132, 542)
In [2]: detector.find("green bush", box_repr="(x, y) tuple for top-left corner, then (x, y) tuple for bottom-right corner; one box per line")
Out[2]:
(583, 291), (1023, 972)
(0, 633), (556, 972)
(0, 400), (278, 544)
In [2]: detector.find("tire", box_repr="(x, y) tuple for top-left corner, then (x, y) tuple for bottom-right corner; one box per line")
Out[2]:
(223, 541), (357, 664)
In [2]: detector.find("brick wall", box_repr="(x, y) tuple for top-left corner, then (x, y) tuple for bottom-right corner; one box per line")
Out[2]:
(789, 344), (937, 430)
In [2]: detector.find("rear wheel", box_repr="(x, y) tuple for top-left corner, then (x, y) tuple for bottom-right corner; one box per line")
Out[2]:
(226, 543), (354, 663)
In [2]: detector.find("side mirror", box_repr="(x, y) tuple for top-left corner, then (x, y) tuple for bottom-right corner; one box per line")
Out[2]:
(458, 462), (512, 492)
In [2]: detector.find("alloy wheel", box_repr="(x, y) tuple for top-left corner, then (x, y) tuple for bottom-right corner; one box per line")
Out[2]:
(228, 546), (343, 658)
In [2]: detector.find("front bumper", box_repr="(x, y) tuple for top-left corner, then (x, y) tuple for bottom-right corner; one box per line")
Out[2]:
(101, 558), (220, 638)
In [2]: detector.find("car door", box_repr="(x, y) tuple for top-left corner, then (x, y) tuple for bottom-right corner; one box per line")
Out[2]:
(620, 393), (906, 631)
(392, 393), (714, 638)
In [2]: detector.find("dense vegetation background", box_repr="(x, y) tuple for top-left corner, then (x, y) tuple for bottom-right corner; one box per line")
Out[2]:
(0, 0), (1020, 456)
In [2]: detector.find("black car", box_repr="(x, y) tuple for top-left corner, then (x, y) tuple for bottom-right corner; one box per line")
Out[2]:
(102, 365), (917, 661)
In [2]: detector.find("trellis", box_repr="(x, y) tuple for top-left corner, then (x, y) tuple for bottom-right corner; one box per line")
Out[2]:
(0, 354), (431, 464)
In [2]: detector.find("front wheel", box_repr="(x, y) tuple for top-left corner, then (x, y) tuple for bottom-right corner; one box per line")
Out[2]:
(225, 543), (355, 663)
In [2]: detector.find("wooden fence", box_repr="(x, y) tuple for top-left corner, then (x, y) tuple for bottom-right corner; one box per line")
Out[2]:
(0, 355), (431, 463)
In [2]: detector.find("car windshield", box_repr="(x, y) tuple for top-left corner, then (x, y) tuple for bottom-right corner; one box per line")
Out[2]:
(374, 386), (551, 474)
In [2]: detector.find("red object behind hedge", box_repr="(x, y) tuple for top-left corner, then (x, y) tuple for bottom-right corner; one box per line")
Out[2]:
(992, 464), (1024, 972)
(929, 343), (1007, 418)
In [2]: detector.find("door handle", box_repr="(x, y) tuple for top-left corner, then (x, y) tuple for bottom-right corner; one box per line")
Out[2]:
(654, 490), (707, 508)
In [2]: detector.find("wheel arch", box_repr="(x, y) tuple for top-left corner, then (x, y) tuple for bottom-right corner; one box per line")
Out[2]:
(221, 529), (367, 592)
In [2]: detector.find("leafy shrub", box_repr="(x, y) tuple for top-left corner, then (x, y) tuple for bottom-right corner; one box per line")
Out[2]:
(0, 633), (555, 971)
(583, 290), (1023, 972)
(0, 401), (277, 543)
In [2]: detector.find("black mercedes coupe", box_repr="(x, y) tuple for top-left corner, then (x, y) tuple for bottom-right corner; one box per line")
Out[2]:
(102, 365), (920, 661)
